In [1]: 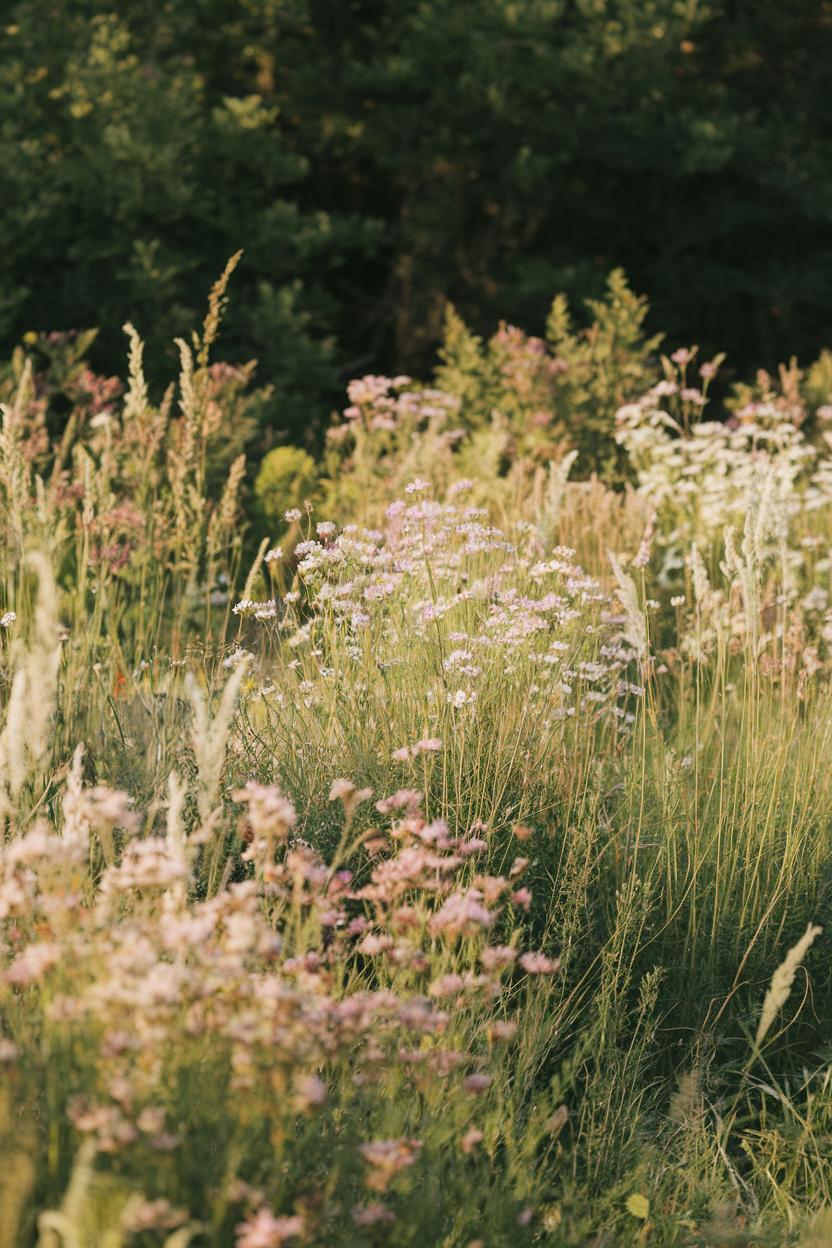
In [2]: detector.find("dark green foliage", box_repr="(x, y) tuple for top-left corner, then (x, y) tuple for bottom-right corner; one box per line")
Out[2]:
(0, 2), (376, 437)
(2, 1), (832, 443)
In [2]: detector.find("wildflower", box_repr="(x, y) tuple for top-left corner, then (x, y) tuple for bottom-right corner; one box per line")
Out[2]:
(429, 973), (466, 998)
(233, 782), (297, 846)
(430, 889), (493, 936)
(235, 1209), (305, 1248)
(459, 837), (487, 856)
(651, 379), (677, 398)
(375, 788), (422, 815)
(358, 933), (394, 956)
(519, 951), (559, 974)
(480, 946), (517, 971)
(292, 1073), (327, 1111)
(462, 1073), (492, 1094)
(360, 1138), (423, 1192)
(448, 688), (476, 708)
(223, 647), (253, 669)
(284, 508), (302, 522)
(329, 778), (355, 802)
(264, 547), (283, 563)
(122, 1199), (188, 1233)
(671, 346), (697, 366)
(0, 610), (15, 627)
(460, 1127), (484, 1154)
(6, 941), (60, 985)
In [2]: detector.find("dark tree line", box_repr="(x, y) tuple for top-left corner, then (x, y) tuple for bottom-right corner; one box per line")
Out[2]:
(2, 0), (831, 439)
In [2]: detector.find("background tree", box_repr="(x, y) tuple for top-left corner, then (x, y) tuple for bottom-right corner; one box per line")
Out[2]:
(1, 0), (831, 444)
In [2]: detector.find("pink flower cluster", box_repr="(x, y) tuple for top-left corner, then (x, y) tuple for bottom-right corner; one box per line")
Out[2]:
(0, 769), (559, 1236)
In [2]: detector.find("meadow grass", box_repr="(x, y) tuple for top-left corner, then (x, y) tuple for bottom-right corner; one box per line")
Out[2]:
(1, 296), (832, 1246)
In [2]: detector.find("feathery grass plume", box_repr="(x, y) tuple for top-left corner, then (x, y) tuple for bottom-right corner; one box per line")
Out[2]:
(0, 553), (60, 819)
(668, 1069), (702, 1126)
(166, 770), (187, 847)
(608, 550), (648, 663)
(632, 510), (656, 569)
(165, 770), (192, 902)
(754, 923), (822, 1048)
(122, 321), (148, 419)
(0, 360), (35, 558)
(121, 322), (170, 485)
(721, 469), (787, 654)
(206, 450), (246, 581)
(186, 664), (247, 827)
(534, 450), (578, 552)
(197, 250), (243, 368)
(60, 744), (87, 838)
(36, 1140), (134, 1248)
(722, 522), (761, 653)
(689, 543), (710, 607)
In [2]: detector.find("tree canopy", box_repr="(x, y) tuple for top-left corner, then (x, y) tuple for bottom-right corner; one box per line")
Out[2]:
(2, 1), (831, 439)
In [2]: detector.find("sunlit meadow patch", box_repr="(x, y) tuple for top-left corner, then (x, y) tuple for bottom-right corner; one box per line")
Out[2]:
(2, 288), (832, 1245)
